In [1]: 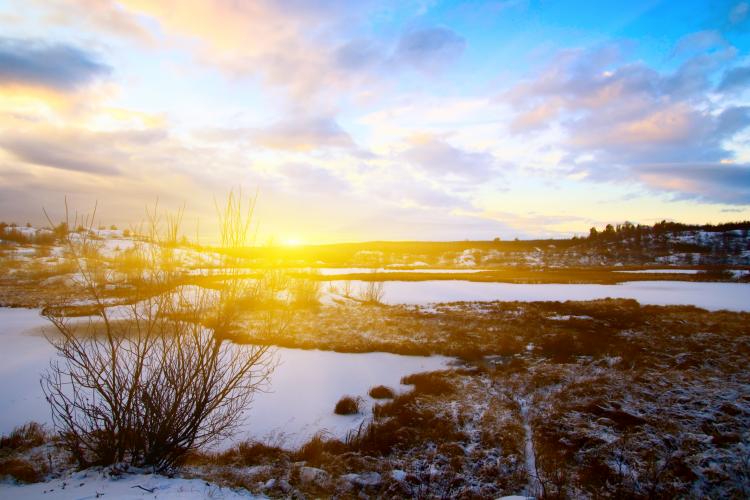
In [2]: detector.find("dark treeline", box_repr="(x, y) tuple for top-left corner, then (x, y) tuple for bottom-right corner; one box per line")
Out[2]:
(586, 220), (750, 240)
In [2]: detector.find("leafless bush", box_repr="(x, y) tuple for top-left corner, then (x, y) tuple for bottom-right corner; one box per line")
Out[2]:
(359, 280), (385, 304)
(41, 192), (282, 472)
(290, 269), (322, 307)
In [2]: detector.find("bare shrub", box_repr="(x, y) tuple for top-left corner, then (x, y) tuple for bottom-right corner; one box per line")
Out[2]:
(359, 280), (385, 304)
(41, 192), (283, 472)
(291, 269), (322, 307)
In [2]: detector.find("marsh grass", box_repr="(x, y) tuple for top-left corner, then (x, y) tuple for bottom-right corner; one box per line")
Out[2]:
(0, 422), (47, 451)
(0, 458), (42, 483)
(334, 396), (362, 415)
(368, 385), (395, 399)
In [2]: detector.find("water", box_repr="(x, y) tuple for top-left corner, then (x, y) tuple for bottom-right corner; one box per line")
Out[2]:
(328, 279), (750, 311)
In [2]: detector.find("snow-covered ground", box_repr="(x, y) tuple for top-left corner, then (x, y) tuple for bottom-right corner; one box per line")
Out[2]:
(325, 279), (750, 311)
(614, 269), (702, 274)
(0, 468), (259, 499)
(313, 267), (488, 275)
(0, 307), (452, 446)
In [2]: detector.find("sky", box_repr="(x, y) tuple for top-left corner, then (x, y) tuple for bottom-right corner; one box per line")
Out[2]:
(0, 0), (749, 244)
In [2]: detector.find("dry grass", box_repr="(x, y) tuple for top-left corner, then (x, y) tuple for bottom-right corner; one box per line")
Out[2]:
(0, 422), (46, 451)
(334, 396), (362, 415)
(368, 385), (395, 399)
(0, 458), (42, 483)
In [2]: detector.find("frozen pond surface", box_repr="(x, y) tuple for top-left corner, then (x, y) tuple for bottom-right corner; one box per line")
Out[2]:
(0, 308), (54, 436)
(0, 308), (451, 448)
(614, 269), (702, 274)
(313, 267), (486, 275)
(230, 348), (451, 448)
(1, 279), (748, 446)
(328, 280), (750, 311)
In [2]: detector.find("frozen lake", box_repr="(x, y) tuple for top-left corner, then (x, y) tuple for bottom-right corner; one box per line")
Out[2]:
(1, 279), (747, 447)
(0, 308), (451, 448)
(614, 269), (702, 274)
(312, 267), (487, 275)
(328, 279), (750, 311)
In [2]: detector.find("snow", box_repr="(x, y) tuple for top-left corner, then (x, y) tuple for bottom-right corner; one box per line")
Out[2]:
(0, 468), (259, 499)
(518, 397), (540, 497)
(0, 308), (56, 434)
(614, 269), (701, 274)
(220, 348), (452, 448)
(313, 267), (487, 275)
(326, 279), (750, 311)
(546, 314), (593, 321)
(0, 307), (452, 447)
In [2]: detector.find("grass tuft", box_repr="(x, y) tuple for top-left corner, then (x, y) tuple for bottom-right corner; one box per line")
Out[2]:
(0, 458), (42, 483)
(368, 385), (395, 399)
(0, 422), (46, 451)
(334, 395), (362, 415)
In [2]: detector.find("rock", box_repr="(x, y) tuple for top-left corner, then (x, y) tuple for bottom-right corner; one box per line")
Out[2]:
(299, 466), (329, 485)
(246, 465), (272, 477)
(341, 471), (382, 487)
(390, 469), (407, 482)
(278, 479), (292, 493)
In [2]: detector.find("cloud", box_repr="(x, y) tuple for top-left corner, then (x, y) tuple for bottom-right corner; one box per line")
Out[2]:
(633, 163), (750, 205)
(253, 117), (355, 152)
(401, 134), (497, 181)
(730, 1), (749, 25)
(0, 128), (165, 176)
(274, 163), (351, 193)
(393, 27), (466, 73)
(0, 37), (110, 91)
(504, 36), (750, 205)
(718, 65), (750, 93)
(36, 0), (154, 44)
(364, 174), (470, 210)
(36, 1), (465, 109)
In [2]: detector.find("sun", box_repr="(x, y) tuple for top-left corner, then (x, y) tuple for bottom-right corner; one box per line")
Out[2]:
(281, 236), (303, 247)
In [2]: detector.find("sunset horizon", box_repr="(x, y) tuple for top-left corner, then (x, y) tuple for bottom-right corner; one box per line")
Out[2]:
(1, 0), (749, 245)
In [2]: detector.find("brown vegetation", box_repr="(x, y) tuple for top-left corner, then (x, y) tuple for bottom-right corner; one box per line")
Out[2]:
(368, 385), (395, 399)
(334, 396), (362, 415)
